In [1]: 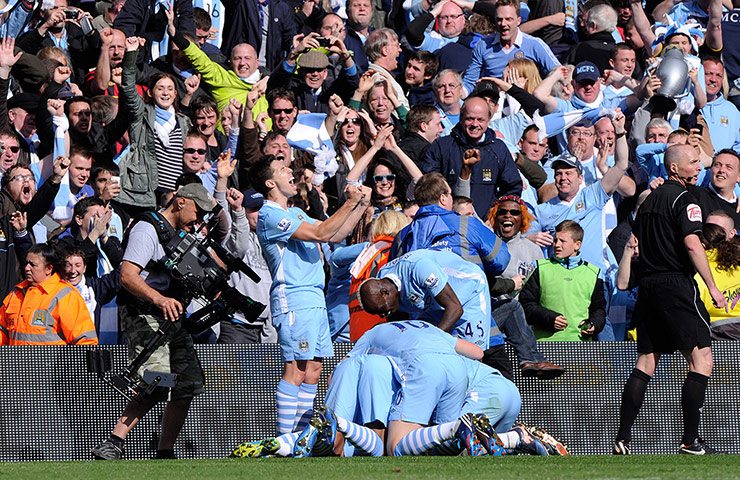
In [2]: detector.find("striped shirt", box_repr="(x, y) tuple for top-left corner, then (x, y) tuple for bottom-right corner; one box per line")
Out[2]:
(154, 124), (183, 191)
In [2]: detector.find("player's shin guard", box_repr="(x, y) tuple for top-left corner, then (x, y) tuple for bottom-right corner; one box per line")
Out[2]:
(294, 383), (318, 431)
(336, 416), (384, 457)
(276, 380), (300, 434)
(393, 422), (458, 456)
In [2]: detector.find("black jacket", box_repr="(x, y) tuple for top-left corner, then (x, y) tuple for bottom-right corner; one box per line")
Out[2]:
(16, 22), (101, 85)
(398, 132), (432, 166)
(114, 0), (195, 64)
(267, 63), (359, 113)
(220, 0), (296, 71)
(55, 230), (124, 278)
(564, 31), (616, 75)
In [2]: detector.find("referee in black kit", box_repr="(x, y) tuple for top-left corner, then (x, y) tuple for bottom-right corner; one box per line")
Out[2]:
(613, 144), (728, 456)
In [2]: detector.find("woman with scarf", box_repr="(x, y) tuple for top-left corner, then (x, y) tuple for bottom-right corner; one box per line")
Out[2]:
(117, 36), (190, 213)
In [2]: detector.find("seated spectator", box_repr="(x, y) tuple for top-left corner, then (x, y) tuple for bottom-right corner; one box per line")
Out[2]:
(267, 34), (359, 114)
(55, 197), (123, 277)
(421, 96), (523, 218)
(117, 36), (189, 211)
(60, 246), (120, 341)
(695, 217), (740, 340)
(0, 242), (98, 345)
(519, 220), (606, 341)
(398, 50), (438, 107)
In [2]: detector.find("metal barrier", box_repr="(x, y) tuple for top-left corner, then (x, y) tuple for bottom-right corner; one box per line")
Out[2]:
(0, 341), (738, 461)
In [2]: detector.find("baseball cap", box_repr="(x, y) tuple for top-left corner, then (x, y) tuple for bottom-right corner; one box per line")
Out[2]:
(471, 80), (500, 100)
(242, 188), (265, 210)
(551, 155), (583, 174)
(7, 93), (41, 112)
(298, 50), (329, 70)
(176, 183), (214, 212)
(573, 61), (600, 84)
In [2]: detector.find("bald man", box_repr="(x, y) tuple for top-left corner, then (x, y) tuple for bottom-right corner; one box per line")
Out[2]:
(421, 97), (523, 218)
(614, 144), (728, 456)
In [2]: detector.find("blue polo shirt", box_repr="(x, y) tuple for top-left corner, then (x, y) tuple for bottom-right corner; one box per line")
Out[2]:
(701, 94), (740, 153)
(257, 200), (324, 314)
(462, 29), (560, 95)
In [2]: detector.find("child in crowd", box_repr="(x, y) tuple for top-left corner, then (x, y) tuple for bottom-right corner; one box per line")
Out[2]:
(519, 220), (606, 341)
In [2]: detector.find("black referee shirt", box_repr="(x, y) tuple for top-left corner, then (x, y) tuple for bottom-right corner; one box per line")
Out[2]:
(634, 180), (704, 277)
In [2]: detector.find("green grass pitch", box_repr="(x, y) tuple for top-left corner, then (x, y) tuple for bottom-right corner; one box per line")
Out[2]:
(3, 456), (740, 480)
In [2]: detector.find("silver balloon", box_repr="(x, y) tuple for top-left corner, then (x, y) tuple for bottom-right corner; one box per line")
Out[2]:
(655, 48), (689, 99)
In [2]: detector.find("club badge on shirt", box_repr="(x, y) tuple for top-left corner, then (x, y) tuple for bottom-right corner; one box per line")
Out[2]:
(277, 218), (292, 232)
(482, 169), (492, 182)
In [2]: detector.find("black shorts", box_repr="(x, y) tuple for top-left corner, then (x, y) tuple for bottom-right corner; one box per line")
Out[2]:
(634, 273), (711, 354)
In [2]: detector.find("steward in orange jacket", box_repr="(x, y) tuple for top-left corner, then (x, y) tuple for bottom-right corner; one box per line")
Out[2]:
(0, 273), (98, 345)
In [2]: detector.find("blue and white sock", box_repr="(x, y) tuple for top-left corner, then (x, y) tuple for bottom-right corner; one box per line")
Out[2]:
(275, 432), (300, 457)
(294, 383), (318, 431)
(393, 421), (458, 456)
(336, 415), (384, 457)
(429, 439), (464, 456)
(276, 380), (300, 435)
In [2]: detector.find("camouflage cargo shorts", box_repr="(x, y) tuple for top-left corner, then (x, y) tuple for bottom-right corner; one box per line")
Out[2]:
(121, 305), (205, 401)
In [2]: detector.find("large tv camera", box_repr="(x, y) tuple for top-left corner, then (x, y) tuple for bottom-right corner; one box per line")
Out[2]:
(88, 205), (266, 401)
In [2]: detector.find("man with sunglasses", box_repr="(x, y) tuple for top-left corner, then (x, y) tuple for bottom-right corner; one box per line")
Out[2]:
(0, 130), (21, 178)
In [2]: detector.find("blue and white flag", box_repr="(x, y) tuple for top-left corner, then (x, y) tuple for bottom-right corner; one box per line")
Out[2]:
(286, 113), (339, 180)
(533, 107), (617, 143)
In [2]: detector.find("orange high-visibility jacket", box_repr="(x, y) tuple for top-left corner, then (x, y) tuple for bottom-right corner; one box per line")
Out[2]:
(348, 235), (395, 341)
(0, 273), (98, 345)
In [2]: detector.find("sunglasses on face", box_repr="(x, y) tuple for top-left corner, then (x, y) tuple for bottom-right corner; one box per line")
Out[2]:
(271, 108), (294, 115)
(497, 208), (522, 216)
(373, 174), (396, 183)
(184, 147), (207, 155)
(345, 118), (362, 125)
(3, 145), (20, 153)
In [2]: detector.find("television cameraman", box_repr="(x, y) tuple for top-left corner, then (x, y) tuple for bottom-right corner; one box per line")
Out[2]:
(92, 183), (214, 460)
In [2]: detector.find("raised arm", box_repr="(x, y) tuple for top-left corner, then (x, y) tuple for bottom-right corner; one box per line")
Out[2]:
(532, 66), (567, 114)
(600, 110), (630, 196)
(630, 0), (658, 56)
(291, 184), (367, 242)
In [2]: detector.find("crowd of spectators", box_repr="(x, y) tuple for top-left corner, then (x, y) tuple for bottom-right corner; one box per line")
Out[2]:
(2, 0), (740, 351)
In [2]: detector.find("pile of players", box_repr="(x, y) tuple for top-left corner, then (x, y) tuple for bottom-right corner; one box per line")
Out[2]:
(229, 321), (568, 458)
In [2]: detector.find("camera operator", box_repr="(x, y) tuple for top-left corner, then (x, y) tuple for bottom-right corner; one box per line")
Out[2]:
(92, 183), (214, 460)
